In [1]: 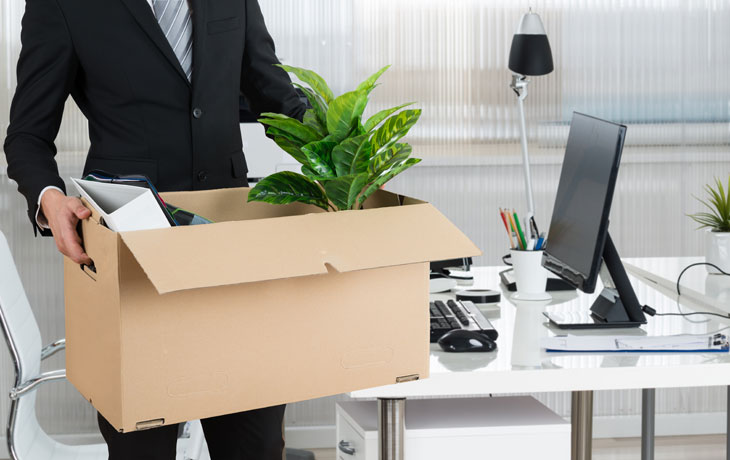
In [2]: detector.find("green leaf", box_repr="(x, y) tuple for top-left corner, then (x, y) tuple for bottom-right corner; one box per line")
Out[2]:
(331, 134), (371, 177)
(259, 115), (321, 145)
(324, 173), (370, 211)
(303, 110), (327, 138)
(369, 143), (413, 176)
(301, 166), (336, 183)
(247, 171), (329, 211)
(274, 136), (308, 165)
(326, 90), (369, 141)
(302, 140), (337, 178)
(689, 174), (730, 231)
(371, 109), (422, 154)
(356, 65), (391, 94)
(293, 83), (328, 128)
(359, 158), (421, 206)
(351, 116), (367, 137)
(363, 103), (415, 132)
(265, 126), (306, 147)
(277, 64), (335, 104)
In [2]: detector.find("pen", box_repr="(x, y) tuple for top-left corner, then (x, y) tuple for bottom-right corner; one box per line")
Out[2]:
(534, 232), (545, 250)
(507, 212), (523, 250)
(530, 216), (540, 240)
(527, 238), (536, 251)
(513, 210), (527, 250)
(499, 208), (516, 249)
(535, 236), (545, 250)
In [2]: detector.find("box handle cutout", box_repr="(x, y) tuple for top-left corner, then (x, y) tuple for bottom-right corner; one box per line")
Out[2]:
(324, 262), (340, 274)
(81, 262), (97, 281)
(396, 374), (419, 383)
(136, 418), (165, 430)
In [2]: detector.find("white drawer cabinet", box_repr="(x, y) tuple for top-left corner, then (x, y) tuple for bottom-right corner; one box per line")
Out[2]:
(336, 397), (570, 460)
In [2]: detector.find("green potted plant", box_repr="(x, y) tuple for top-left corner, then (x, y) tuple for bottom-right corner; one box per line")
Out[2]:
(247, 65), (421, 211)
(688, 176), (730, 274)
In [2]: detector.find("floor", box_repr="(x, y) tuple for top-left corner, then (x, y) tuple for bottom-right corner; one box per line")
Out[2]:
(308, 435), (728, 459)
(1, 435), (723, 460)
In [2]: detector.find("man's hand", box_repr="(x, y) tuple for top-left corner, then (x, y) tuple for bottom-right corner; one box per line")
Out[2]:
(40, 189), (93, 265)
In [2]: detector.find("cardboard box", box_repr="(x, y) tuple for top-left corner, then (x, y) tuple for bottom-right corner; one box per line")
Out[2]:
(64, 187), (480, 432)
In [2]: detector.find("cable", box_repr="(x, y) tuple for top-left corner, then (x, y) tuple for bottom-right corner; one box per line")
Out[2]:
(640, 262), (730, 321)
(676, 262), (729, 296)
(644, 309), (730, 320)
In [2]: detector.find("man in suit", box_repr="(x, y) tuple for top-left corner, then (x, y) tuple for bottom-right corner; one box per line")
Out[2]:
(4, 0), (306, 458)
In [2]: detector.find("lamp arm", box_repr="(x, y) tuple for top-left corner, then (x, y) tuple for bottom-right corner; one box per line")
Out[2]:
(511, 73), (535, 221)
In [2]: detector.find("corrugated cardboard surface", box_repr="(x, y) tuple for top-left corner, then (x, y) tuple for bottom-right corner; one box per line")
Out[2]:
(65, 188), (480, 432)
(64, 219), (123, 421)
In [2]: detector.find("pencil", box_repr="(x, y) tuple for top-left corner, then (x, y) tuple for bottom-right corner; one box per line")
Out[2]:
(513, 210), (527, 250)
(499, 208), (515, 249)
(508, 212), (523, 250)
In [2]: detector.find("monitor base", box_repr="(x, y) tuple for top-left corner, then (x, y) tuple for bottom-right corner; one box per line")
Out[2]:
(544, 294), (646, 329)
(545, 232), (648, 330)
(544, 312), (645, 329)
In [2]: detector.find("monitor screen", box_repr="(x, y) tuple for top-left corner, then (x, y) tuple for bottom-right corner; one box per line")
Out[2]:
(543, 113), (626, 293)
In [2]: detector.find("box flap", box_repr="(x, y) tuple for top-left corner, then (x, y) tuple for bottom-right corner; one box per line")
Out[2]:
(119, 203), (480, 294)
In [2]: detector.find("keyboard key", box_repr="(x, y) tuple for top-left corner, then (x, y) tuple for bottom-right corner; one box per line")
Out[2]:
(434, 300), (451, 317)
(434, 301), (460, 328)
(429, 302), (442, 318)
(448, 299), (470, 326)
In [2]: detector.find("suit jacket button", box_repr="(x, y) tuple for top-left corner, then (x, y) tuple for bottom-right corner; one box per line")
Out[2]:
(193, 108), (203, 119)
(197, 171), (208, 182)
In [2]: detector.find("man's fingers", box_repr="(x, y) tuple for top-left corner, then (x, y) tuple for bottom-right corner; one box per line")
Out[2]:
(59, 213), (92, 265)
(63, 236), (92, 265)
(46, 196), (93, 265)
(70, 200), (91, 220)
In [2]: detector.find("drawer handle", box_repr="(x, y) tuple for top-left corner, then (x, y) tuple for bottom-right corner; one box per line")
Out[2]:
(338, 440), (356, 455)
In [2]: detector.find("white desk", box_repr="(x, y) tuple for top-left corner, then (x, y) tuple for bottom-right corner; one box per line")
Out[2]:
(350, 261), (730, 460)
(625, 256), (730, 311)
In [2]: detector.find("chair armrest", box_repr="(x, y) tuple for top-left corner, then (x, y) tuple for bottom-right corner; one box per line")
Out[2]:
(41, 338), (66, 360)
(10, 369), (66, 400)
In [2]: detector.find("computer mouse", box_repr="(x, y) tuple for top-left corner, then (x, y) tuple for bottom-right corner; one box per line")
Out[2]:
(437, 329), (496, 353)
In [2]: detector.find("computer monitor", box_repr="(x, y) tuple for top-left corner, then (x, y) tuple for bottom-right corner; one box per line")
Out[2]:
(542, 112), (647, 329)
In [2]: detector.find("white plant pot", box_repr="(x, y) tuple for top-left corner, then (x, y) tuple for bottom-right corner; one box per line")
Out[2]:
(706, 231), (730, 274)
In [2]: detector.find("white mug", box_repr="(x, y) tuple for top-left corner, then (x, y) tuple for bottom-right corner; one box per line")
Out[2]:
(510, 249), (551, 301)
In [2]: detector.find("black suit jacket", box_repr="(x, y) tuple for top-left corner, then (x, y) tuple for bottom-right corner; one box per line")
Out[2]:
(4, 0), (305, 235)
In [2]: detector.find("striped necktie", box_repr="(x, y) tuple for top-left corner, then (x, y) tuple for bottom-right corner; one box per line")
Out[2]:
(152, 0), (194, 81)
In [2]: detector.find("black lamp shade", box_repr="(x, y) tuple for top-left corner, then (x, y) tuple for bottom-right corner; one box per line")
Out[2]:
(508, 12), (554, 76)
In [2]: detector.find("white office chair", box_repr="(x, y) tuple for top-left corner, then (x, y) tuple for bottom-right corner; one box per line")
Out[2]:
(0, 230), (207, 460)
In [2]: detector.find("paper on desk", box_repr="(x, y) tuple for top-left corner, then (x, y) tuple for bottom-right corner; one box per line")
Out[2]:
(71, 178), (171, 232)
(542, 333), (729, 352)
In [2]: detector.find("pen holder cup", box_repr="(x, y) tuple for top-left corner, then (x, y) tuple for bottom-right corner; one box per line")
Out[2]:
(510, 249), (551, 302)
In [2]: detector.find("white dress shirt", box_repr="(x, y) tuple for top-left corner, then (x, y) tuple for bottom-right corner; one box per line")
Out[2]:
(37, 0), (158, 229)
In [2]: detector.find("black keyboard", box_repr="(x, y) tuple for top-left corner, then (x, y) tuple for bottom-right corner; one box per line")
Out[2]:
(430, 299), (498, 343)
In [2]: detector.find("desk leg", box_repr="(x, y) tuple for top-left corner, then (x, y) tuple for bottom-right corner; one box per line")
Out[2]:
(641, 388), (656, 460)
(572, 391), (593, 460)
(378, 398), (405, 460)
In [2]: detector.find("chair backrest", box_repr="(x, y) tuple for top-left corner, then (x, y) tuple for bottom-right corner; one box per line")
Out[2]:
(0, 231), (42, 386)
(0, 231), (55, 460)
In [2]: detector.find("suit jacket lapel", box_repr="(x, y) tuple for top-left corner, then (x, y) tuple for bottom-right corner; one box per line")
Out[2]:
(119, 0), (191, 86)
(189, 0), (206, 87)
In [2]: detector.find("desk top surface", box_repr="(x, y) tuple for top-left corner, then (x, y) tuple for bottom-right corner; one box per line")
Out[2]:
(350, 258), (730, 399)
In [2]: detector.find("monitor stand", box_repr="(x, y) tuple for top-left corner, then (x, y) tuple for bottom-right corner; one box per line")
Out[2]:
(544, 233), (648, 329)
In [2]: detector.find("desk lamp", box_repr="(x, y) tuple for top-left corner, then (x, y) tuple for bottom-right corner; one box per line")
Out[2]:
(508, 9), (554, 227)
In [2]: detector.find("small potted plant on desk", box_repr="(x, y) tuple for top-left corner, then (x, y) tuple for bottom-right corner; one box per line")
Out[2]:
(247, 65), (421, 211)
(688, 176), (730, 274)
